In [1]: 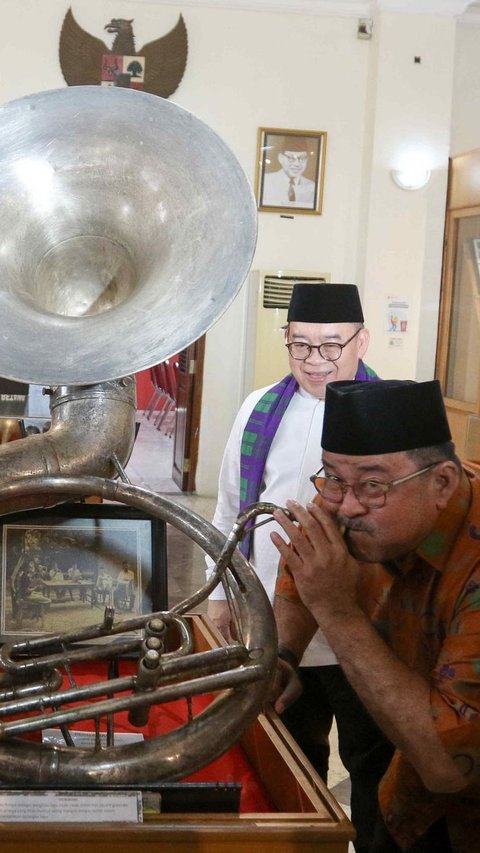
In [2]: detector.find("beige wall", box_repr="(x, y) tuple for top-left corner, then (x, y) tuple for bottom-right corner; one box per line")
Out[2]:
(451, 20), (480, 156)
(199, 6), (458, 494)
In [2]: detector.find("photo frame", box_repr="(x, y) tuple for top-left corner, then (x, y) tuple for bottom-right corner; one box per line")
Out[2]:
(255, 127), (327, 215)
(0, 502), (167, 642)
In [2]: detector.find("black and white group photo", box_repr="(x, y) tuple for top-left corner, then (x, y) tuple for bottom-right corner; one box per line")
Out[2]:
(0, 508), (156, 638)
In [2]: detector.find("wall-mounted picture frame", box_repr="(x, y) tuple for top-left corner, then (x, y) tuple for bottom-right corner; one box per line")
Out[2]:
(0, 502), (167, 642)
(255, 127), (327, 215)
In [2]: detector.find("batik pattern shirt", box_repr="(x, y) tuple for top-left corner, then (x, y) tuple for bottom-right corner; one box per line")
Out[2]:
(275, 469), (480, 851)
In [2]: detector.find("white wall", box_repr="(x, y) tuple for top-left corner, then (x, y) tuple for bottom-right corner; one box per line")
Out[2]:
(359, 12), (454, 382)
(451, 21), (480, 156)
(199, 7), (459, 494)
(0, 1), (475, 496)
(197, 9), (373, 492)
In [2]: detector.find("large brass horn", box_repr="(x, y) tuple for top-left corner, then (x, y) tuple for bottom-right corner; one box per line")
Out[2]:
(0, 477), (278, 786)
(0, 85), (256, 385)
(0, 86), (277, 786)
(0, 85), (257, 510)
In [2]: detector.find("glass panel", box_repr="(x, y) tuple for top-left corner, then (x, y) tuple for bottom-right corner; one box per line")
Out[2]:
(446, 215), (480, 404)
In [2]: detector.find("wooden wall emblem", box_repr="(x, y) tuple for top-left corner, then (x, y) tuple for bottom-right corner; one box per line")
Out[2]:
(59, 7), (188, 98)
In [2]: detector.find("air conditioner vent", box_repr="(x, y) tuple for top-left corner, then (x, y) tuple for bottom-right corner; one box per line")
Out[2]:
(263, 275), (327, 309)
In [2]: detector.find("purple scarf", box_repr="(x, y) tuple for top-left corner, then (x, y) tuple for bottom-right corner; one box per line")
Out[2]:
(239, 360), (379, 557)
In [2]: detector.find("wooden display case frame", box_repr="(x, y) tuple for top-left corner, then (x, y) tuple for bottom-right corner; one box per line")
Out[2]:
(0, 614), (354, 853)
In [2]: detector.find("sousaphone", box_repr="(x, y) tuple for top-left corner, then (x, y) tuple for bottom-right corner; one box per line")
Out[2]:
(0, 86), (278, 787)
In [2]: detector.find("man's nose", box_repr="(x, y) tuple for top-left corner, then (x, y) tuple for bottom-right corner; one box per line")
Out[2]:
(338, 487), (368, 516)
(304, 347), (326, 363)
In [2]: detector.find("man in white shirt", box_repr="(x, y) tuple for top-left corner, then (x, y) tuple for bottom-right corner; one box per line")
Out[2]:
(205, 283), (389, 853)
(207, 280), (384, 780)
(207, 282), (376, 627)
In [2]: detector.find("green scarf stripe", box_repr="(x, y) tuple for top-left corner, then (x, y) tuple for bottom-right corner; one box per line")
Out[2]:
(239, 477), (249, 503)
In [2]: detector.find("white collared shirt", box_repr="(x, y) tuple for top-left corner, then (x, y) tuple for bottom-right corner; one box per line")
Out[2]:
(206, 383), (337, 666)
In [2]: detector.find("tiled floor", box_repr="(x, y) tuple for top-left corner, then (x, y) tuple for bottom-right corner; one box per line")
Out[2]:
(125, 412), (216, 612)
(127, 412), (353, 836)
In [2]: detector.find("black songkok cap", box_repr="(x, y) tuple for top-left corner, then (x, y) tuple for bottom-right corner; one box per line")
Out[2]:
(321, 379), (451, 455)
(282, 136), (310, 152)
(287, 283), (364, 324)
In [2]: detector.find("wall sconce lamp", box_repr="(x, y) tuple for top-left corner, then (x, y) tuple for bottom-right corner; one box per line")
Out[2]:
(391, 167), (431, 191)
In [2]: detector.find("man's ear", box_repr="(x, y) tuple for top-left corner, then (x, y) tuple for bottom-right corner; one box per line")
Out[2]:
(357, 327), (370, 360)
(432, 461), (460, 509)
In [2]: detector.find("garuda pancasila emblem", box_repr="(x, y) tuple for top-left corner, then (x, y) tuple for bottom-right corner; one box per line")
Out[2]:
(59, 7), (188, 98)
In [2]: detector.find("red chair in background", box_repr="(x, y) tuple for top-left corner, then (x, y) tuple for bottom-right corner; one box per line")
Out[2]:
(154, 357), (178, 437)
(144, 365), (165, 421)
(143, 357), (179, 436)
(144, 362), (175, 423)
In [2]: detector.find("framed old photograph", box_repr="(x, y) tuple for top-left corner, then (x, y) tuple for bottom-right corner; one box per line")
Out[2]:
(0, 502), (167, 641)
(255, 127), (327, 215)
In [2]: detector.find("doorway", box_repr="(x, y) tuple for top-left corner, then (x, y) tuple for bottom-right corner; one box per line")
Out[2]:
(135, 336), (205, 493)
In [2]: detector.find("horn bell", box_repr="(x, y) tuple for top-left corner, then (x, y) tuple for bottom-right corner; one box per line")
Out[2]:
(0, 86), (257, 386)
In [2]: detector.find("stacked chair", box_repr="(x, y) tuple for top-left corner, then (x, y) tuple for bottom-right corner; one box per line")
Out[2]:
(144, 357), (179, 437)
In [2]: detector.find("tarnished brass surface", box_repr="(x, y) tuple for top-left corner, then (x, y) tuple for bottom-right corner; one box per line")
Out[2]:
(0, 86), (267, 787)
(0, 86), (257, 386)
(0, 477), (277, 786)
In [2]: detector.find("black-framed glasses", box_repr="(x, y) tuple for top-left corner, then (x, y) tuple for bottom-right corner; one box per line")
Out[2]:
(282, 153), (308, 163)
(309, 463), (440, 509)
(285, 328), (361, 362)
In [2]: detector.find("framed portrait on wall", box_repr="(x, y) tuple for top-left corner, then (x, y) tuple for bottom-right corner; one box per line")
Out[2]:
(0, 502), (167, 642)
(255, 127), (327, 215)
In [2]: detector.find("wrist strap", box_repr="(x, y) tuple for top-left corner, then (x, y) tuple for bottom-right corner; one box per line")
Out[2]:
(277, 646), (299, 671)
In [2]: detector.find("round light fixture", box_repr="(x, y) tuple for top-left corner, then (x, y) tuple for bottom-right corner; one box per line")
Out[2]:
(391, 167), (431, 191)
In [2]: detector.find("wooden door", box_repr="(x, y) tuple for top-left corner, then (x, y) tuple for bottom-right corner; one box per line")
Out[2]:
(172, 337), (205, 492)
(436, 152), (480, 462)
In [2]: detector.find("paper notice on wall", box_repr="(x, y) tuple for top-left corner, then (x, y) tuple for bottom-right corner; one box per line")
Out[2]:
(386, 296), (410, 333)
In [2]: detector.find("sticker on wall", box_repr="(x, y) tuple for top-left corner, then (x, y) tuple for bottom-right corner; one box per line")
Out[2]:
(386, 296), (410, 334)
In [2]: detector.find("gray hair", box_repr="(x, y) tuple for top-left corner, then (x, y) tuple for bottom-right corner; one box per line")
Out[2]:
(406, 442), (462, 471)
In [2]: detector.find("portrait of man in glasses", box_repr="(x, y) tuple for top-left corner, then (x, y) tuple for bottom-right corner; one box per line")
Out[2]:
(260, 134), (318, 210)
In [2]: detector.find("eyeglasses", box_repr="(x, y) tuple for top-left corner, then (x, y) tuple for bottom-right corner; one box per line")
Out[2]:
(309, 463), (440, 509)
(282, 153), (308, 163)
(286, 328), (361, 362)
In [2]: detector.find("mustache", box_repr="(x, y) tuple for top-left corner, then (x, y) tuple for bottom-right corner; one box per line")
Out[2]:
(337, 514), (375, 534)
